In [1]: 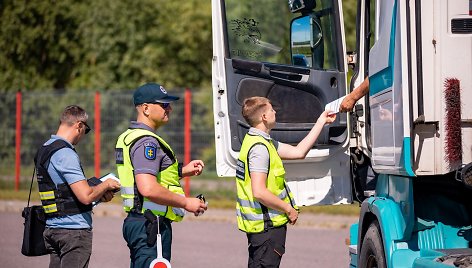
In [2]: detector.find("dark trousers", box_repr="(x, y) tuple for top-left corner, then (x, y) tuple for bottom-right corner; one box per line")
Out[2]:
(123, 212), (172, 268)
(247, 225), (287, 268)
(43, 228), (93, 268)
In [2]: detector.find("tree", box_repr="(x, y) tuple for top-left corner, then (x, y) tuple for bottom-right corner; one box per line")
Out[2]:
(0, 0), (212, 91)
(0, 0), (88, 91)
(342, 0), (357, 52)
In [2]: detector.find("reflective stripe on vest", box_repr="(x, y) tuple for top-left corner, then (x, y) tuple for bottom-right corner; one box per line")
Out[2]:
(39, 191), (55, 200)
(236, 208), (284, 221)
(237, 189), (287, 210)
(121, 195), (186, 217)
(143, 201), (186, 217)
(122, 198), (134, 208)
(236, 134), (298, 233)
(43, 203), (58, 214)
(120, 186), (134, 195)
(237, 188), (288, 209)
(116, 128), (185, 222)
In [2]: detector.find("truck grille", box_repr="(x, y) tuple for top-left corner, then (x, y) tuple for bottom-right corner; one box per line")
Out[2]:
(451, 19), (472, 34)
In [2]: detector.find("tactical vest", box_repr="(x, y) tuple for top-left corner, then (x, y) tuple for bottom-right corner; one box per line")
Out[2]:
(236, 134), (298, 233)
(115, 128), (185, 222)
(35, 139), (92, 218)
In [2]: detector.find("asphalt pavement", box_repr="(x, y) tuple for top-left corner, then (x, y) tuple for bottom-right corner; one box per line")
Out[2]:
(1, 200), (357, 267)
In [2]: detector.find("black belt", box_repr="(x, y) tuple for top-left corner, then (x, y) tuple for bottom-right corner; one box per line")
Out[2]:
(126, 211), (171, 223)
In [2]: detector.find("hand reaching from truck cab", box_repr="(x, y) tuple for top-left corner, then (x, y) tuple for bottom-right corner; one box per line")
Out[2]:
(339, 94), (357, 112)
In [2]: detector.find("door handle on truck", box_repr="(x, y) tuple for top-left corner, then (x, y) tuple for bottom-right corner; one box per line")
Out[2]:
(269, 69), (309, 82)
(269, 70), (300, 81)
(264, 63), (310, 83)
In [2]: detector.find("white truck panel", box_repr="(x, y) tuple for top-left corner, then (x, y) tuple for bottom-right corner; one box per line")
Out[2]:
(415, 0), (472, 175)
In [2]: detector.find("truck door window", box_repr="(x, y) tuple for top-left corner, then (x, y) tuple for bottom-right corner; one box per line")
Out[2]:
(225, 1), (294, 64)
(225, 0), (339, 70)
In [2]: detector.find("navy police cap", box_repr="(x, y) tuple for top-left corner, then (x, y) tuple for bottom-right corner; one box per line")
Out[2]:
(133, 83), (180, 106)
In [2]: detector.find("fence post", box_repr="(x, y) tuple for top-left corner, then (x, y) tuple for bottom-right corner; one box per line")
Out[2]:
(184, 88), (191, 196)
(94, 91), (101, 178)
(15, 91), (22, 191)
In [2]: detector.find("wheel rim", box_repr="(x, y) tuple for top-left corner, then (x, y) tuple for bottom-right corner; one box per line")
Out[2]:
(366, 254), (378, 268)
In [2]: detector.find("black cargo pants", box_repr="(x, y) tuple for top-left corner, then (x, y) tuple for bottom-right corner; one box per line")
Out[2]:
(247, 225), (287, 268)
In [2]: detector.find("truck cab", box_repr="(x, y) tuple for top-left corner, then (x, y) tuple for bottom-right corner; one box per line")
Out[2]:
(211, 0), (472, 267)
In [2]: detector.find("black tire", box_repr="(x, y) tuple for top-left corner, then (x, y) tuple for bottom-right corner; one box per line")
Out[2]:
(358, 222), (386, 268)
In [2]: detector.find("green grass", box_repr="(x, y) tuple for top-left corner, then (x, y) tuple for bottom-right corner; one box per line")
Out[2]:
(299, 203), (360, 215)
(0, 179), (39, 201)
(0, 189), (39, 201)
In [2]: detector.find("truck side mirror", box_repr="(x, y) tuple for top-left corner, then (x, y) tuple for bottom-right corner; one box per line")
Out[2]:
(290, 14), (323, 68)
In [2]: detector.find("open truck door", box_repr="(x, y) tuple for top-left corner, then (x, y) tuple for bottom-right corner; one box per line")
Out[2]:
(211, 0), (354, 206)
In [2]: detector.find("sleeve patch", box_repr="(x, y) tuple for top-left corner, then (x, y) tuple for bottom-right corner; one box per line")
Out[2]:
(144, 146), (157, 160)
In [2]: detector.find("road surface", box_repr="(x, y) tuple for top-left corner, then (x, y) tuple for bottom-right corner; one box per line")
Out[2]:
(1, 202), (356, 267)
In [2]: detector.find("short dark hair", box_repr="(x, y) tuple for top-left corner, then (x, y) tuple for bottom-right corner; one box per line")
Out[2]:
(242, 97), (271, 127)
(60, 105), (88, 125)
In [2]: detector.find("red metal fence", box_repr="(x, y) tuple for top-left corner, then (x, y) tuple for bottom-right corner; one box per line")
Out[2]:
(0, 89), (215, 195)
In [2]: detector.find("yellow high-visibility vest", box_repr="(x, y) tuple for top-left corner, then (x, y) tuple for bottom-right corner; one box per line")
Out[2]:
(236, 134), (298, 233)
(116, 128), (185, 222)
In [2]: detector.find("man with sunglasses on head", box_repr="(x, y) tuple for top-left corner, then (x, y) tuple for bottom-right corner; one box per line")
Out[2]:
(115, 83), (207, 267)
(36, 105), (121, 268)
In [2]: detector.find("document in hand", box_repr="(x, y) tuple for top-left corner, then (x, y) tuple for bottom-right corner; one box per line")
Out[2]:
(99, 173), (120, 193)
(99, 173), (120, 183)
(87, 173), (120, 193)
(90, 173), (121, 206)
(324, 96), (346, 115)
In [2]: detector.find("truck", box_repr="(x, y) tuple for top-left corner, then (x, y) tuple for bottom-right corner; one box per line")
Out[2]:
(211, 0), (472, 267)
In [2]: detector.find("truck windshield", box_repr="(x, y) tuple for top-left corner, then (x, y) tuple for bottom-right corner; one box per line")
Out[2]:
(224, 0), (340, 70)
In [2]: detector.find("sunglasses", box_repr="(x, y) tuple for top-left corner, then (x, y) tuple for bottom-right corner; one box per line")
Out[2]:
(152, 102), (171, 109)
(80, 121), (91, 134)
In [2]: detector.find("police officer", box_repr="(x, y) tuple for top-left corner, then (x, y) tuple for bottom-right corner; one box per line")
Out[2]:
(237, 97), (336, 267)
(37, 105), (121, 268)
(116, 83), (207, 267)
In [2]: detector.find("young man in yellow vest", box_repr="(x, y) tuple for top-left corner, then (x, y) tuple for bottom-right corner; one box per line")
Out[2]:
(237, 96), (336, 267)
(115, 83), (207, 267)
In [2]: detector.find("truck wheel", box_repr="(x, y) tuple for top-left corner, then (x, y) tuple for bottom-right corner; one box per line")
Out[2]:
(359, 222), (386, 268)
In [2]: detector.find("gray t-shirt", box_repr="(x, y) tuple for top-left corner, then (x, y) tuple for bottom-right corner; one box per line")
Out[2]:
(128, 121), (175, 176)
(247, 127), (279, 174)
